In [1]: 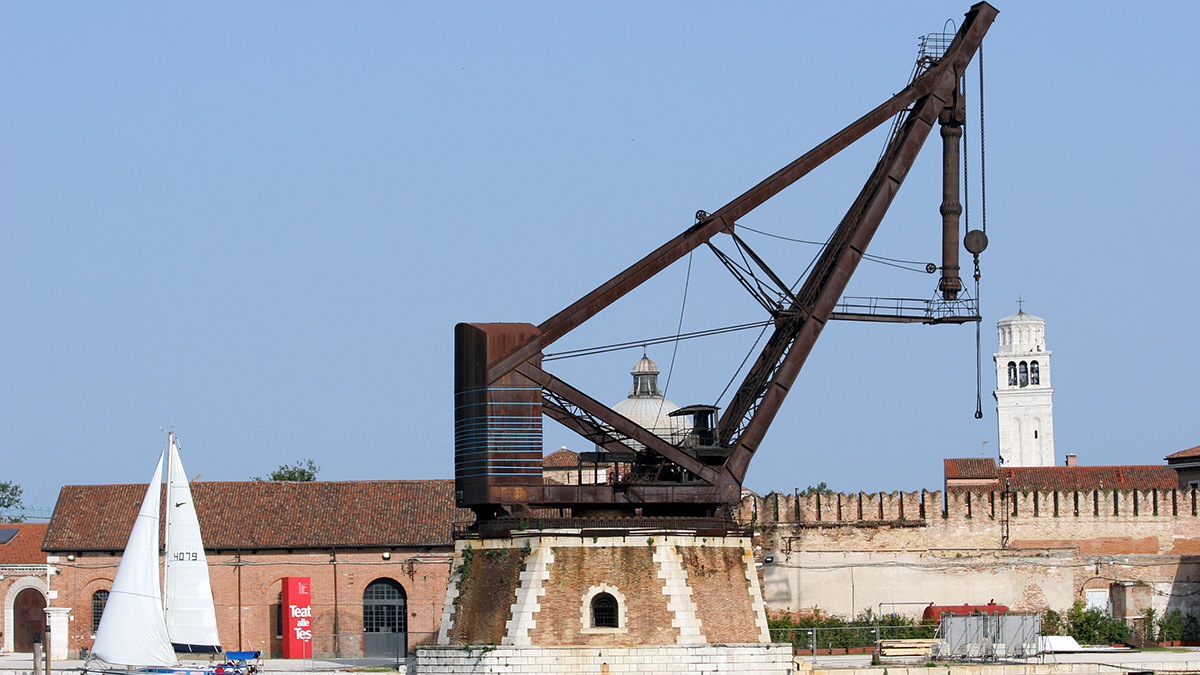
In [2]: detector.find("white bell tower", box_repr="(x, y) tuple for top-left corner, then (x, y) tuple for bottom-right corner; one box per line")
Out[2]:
(993, 309), (1056, 466)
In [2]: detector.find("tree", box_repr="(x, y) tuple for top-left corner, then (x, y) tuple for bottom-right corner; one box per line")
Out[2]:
(799, 482), (834, 497)
(0, 481), (25, 523)
(254, 459), (319, 482)
(1043, 608), (1065, 636)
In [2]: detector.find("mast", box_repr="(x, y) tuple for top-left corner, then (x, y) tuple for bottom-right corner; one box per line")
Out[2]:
(162, 432), (175, 619)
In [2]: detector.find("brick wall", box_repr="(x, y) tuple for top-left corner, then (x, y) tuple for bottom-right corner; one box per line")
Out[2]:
(444, 546), (525, 645)
(680, 546), (761, 643)
(745, 488), (1200, 554)
(49, 548), (453, 658)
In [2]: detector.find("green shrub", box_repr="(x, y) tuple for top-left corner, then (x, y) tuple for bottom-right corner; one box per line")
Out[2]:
(1066, 601), (1129, 645)
(1160, 609), (1185, 642)
(1184, 614), (1200, 642)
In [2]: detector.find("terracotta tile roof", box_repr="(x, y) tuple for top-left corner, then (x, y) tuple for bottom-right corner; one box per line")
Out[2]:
(0, 523), (49, 564)
(543, 449), (579, 468)
(1000, 466), (1176, 491)
(1165, 445), (1200, 461)
(944, 458), (999, 479)
(44, 480), (473, 552)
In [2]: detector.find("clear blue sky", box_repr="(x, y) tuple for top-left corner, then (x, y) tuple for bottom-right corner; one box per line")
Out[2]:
(3, 2), (1197, 511)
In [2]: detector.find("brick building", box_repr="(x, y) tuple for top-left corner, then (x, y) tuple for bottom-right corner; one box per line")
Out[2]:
(41, 480), (471, 659)
(1, 522), (51, 654)
(1166, 446), (1200, 488)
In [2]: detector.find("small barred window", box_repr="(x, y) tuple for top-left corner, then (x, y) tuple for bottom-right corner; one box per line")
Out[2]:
(591, 592), (618, 628)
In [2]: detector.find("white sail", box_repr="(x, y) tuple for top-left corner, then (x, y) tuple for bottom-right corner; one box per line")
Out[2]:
(163, 433), (222, 653)
(91, 449), (178, 667)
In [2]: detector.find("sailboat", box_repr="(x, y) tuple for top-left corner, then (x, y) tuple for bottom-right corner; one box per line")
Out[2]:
(89, 432), (226, 671)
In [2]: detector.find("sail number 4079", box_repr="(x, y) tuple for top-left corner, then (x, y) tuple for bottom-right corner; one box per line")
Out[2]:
(173, 551), (200, 561)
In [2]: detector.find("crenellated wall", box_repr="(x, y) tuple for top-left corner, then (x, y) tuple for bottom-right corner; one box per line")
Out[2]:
(741, 488), (1200, 621)
(744, 487), (1200, 530)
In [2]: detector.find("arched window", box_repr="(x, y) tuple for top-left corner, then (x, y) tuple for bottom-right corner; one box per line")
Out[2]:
(1007, 362), (1018, 386)
(92, 589), (109, 633)
(1030, 361), (1040, 385)
(1019, 362), (1029, 386)
(363, 578), (407, 658)
(591, 592), (618, 628)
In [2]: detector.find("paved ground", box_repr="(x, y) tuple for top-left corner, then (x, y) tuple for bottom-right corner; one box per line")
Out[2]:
(796, 648), (1200, 670)
(4, 648), (1200, 673)
(0, 652), (414, 673)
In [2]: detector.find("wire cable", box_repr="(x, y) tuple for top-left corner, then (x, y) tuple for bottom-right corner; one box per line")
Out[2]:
(658, 252), (692, 422)
(542, 320), (773, 362)
(714, 320), (772, 408)
(738, 224), (934, 274)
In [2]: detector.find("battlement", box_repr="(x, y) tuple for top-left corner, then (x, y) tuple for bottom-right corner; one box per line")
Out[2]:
(742, 486), (1199, 526)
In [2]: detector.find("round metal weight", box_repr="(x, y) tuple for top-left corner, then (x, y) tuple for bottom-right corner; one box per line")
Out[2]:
(964, 229), (989, 254)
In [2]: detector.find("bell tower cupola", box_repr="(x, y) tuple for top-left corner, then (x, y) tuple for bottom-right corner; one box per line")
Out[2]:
(993, 308), (1056, 466)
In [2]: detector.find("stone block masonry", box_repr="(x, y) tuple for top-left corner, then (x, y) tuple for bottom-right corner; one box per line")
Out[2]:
(417, 644), (793, 674)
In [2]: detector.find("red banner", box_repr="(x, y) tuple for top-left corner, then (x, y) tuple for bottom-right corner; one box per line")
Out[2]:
(282, 577), (312, 658)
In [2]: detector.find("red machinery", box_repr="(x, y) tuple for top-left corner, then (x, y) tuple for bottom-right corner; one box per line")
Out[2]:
(455, 3), (997, 522)
(923, 602), (1010, 621)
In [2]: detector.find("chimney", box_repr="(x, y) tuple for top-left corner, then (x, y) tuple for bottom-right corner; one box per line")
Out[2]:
(1065, 454), (1077, 467)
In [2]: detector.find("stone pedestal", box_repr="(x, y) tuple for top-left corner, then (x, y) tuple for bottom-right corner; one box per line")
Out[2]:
(45, 607), (71, 660)
(430, 525), (788, 673)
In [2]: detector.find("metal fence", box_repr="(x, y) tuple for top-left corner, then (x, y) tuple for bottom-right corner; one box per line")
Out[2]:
(771, 615), (1043, 660)
(769, 623), (937, 651)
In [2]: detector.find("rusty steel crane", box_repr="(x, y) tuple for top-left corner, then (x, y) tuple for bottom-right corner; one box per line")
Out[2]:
(455, 2), (997, 522)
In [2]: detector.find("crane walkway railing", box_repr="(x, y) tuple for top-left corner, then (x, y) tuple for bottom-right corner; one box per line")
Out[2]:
(829, 295), (979, 324)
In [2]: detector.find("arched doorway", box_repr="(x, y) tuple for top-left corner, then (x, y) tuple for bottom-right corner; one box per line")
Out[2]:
(362, 578), (406, 658)
(14, 588), (46, 652)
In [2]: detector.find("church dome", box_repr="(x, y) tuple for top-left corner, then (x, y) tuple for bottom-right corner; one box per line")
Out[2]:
(599, 355), (690, 452)
(996, 310), (1047, 355)
(997, 310), (1045, 325)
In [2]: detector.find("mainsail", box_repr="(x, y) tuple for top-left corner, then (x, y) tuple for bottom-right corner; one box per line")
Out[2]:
(164, 433), (221, 653)
(91, 450), (178, 667)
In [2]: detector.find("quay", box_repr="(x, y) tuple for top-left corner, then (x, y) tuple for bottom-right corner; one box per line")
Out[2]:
(4, 649), (1200, 675)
